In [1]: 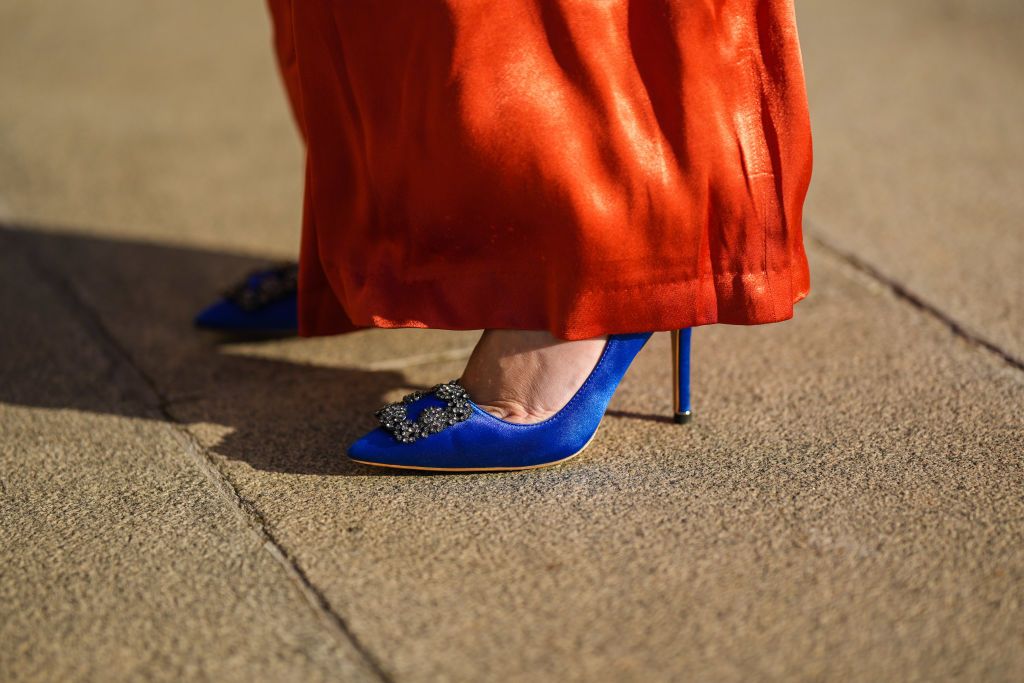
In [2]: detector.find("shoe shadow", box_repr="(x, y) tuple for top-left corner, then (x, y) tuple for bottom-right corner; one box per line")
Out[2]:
(2, 224), (669, 476)
(0, 223), (452, 476)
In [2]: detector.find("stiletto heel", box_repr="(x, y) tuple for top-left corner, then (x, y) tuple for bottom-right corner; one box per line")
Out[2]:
(671, 328), (693, 424)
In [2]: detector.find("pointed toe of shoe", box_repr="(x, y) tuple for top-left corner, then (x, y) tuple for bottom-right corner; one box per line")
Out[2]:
(347, 427), (405, 466)
(193, 300), (239, 329)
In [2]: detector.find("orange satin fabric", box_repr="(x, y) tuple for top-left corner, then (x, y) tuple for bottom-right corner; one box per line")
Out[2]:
(269, 0), (812, 340)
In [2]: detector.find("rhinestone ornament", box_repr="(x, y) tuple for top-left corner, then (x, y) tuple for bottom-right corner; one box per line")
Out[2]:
(224, 263), (298, 312)
(375, 380), (474, 443)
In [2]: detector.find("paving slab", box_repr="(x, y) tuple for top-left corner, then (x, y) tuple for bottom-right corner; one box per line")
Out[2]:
(2, 0), (1024, 681)
(167, 250), (1024, 682)
(0, 0), (302, 257)
(0, 238), (378, 681)
(15, 222), (1024, 680)
(799, 0), (1024, 361)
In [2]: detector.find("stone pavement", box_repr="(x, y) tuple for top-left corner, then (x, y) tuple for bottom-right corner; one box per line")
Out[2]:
(1, 1), (1021, 681)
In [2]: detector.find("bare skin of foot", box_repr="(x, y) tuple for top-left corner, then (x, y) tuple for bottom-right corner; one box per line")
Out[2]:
(459, 329), (607, 424)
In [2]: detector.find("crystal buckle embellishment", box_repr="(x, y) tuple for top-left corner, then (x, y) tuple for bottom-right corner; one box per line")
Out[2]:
(375, 380), (474, 443)
(224, 263), (298, 312)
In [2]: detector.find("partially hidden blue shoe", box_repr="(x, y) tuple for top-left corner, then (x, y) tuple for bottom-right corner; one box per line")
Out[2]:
(194, 262), (299, 333)
(348, 329), (693, 472)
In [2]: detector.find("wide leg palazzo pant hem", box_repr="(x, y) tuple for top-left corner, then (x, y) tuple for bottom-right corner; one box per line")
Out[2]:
(280, 0), (813, 341)
(300, 267), (810, 341)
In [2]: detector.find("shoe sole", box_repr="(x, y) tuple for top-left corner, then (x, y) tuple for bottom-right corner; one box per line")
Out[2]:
(348, 428), (600, 473)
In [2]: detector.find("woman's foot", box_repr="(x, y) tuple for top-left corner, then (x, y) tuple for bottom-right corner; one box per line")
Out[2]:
(348, 332), (655, 470)
(459, 330), (607, 424)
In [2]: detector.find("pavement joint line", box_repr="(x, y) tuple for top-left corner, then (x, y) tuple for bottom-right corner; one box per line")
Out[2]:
(808, 228), (1024, 373)
(16, 237), (396, 683)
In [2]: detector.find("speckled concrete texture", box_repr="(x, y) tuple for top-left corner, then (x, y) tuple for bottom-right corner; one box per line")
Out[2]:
(1, 0), (1023, 681)
(800, 0), (1024, 361)
(0, 0), (302, 257)
(0, 242), (377, 682)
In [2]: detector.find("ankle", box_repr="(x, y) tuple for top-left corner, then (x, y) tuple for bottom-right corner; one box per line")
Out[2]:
(458, 329), (607, 425)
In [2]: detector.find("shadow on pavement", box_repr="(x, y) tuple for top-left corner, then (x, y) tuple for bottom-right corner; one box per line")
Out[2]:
(1, 224), (670, 476)
(0, 224), (418, 476)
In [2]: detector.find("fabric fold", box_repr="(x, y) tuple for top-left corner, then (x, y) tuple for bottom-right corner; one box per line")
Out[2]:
(269, 0), (812, 340)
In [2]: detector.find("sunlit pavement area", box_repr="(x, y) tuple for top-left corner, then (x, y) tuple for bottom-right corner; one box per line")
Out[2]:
(1, 1), (1022, 681)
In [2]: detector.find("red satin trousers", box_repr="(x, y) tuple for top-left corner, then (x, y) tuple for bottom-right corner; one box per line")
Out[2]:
(267, 0), (813, 340)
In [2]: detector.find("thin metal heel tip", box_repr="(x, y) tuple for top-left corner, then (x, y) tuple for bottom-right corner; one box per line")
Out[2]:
(673, 411), (692, 425)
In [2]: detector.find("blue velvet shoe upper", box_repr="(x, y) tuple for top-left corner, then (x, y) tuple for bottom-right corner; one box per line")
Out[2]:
(194, 296), (298, 332)
(348, 332), (653, 470)
(194, 264), (298, 332)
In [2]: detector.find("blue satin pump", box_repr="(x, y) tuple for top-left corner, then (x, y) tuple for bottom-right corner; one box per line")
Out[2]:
(194, 263), (299, 333)
(348, 330), (693, 471)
